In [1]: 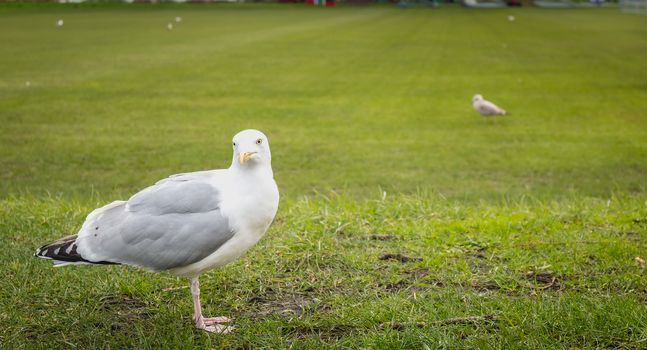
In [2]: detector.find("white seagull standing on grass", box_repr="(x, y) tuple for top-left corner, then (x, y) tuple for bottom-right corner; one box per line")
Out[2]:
(472, 94), (508, 120)
(35, 129), (279, 333)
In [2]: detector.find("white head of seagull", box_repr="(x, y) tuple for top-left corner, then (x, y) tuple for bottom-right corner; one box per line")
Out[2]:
(472, 94), (484, 103)
(231, 129), (272, 170)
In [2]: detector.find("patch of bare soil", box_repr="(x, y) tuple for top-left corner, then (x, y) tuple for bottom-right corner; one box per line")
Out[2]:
(464, 246), (500, 274)
(245, 288), (326, 320)
(524, 271), (562, 291)
(466, 246), (488, 259)
(99, 294), (151, 333)
(381, 268), (444, 292)
(380, 280), (410, 292)
(471, 280), (500, 292)
(379, 253), (422, 263)
(99, 294), (150, 319)
(639, 289), (647, 304)
(370, 234), (396, 241)
(404, 267), (430, 279)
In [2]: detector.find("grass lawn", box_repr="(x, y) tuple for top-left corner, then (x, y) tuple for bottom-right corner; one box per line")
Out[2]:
(0, 3), (646, 349)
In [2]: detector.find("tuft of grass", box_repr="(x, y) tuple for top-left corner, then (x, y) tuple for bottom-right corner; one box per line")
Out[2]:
(1, 194), (645, 348)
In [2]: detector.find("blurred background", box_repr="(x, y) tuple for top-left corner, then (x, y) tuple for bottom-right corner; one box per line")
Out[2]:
(1, 2), (646, 202)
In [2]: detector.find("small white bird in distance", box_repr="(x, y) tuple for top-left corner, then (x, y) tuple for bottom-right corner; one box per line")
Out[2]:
(35, 129), (279, 333)
(167, 23), (173, 31)
(175, 16), (182, 23)
(508, 15), (515, 22)
(56, 19), (64, 27)
(472, 94), (508, 121)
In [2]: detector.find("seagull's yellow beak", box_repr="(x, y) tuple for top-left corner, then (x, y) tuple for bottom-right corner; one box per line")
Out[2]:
(238, 152), (256, 165)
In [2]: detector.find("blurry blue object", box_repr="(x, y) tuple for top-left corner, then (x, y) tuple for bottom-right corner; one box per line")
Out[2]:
(533, 0), (575, 7)
(463, 0), (506, 7)
(398, 0), (443, 7)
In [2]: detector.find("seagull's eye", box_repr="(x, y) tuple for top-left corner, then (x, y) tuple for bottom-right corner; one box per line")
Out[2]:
(233, 142), (236, 147)
(256, 139), (262, 145)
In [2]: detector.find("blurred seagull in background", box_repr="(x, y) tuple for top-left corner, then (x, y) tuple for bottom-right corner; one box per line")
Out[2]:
(472, 94), (508, 120)
(35, 129), (279, 333)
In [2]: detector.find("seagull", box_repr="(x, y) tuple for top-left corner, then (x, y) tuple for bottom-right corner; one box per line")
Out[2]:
(56, 19), (64, 27)
(472, 94), (507, 121)
(35, 129), (279, 333)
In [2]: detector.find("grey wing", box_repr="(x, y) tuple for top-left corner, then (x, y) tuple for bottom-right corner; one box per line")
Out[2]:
(76, 175), (235, 271)
(127, 170), (222, 215)
(155, 170), (219, 185)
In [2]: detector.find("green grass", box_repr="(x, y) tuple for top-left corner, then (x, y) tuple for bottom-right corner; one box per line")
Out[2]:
(1, 4), (645, 199)
(1, 4), (646, 349)
(2, 194), (646, 348)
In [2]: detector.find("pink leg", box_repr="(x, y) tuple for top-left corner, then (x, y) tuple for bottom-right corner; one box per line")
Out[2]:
(190, 277), (233, 333)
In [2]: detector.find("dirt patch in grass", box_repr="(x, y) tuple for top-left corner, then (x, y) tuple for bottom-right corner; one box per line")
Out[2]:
(466, 246), (488, 259)
(524, 271), (562, 290)
(245, 288), (326, 320)
(404, 267), (430, 279)
(639, 289), (647, 303)
(379, 253), (422, 263)
(624, 231), (646, 243)
(463, 246), (500, 274)
(468, 260), (492, 274)
(471, 280), (500, 292)
(381, 268), (444, 292)
(99, 294), (150, 319)
(380, 280), (411, 292)
(370, 234), (396, 241)
(623, 230), (641, 236)
(96, 294), (152, 334)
